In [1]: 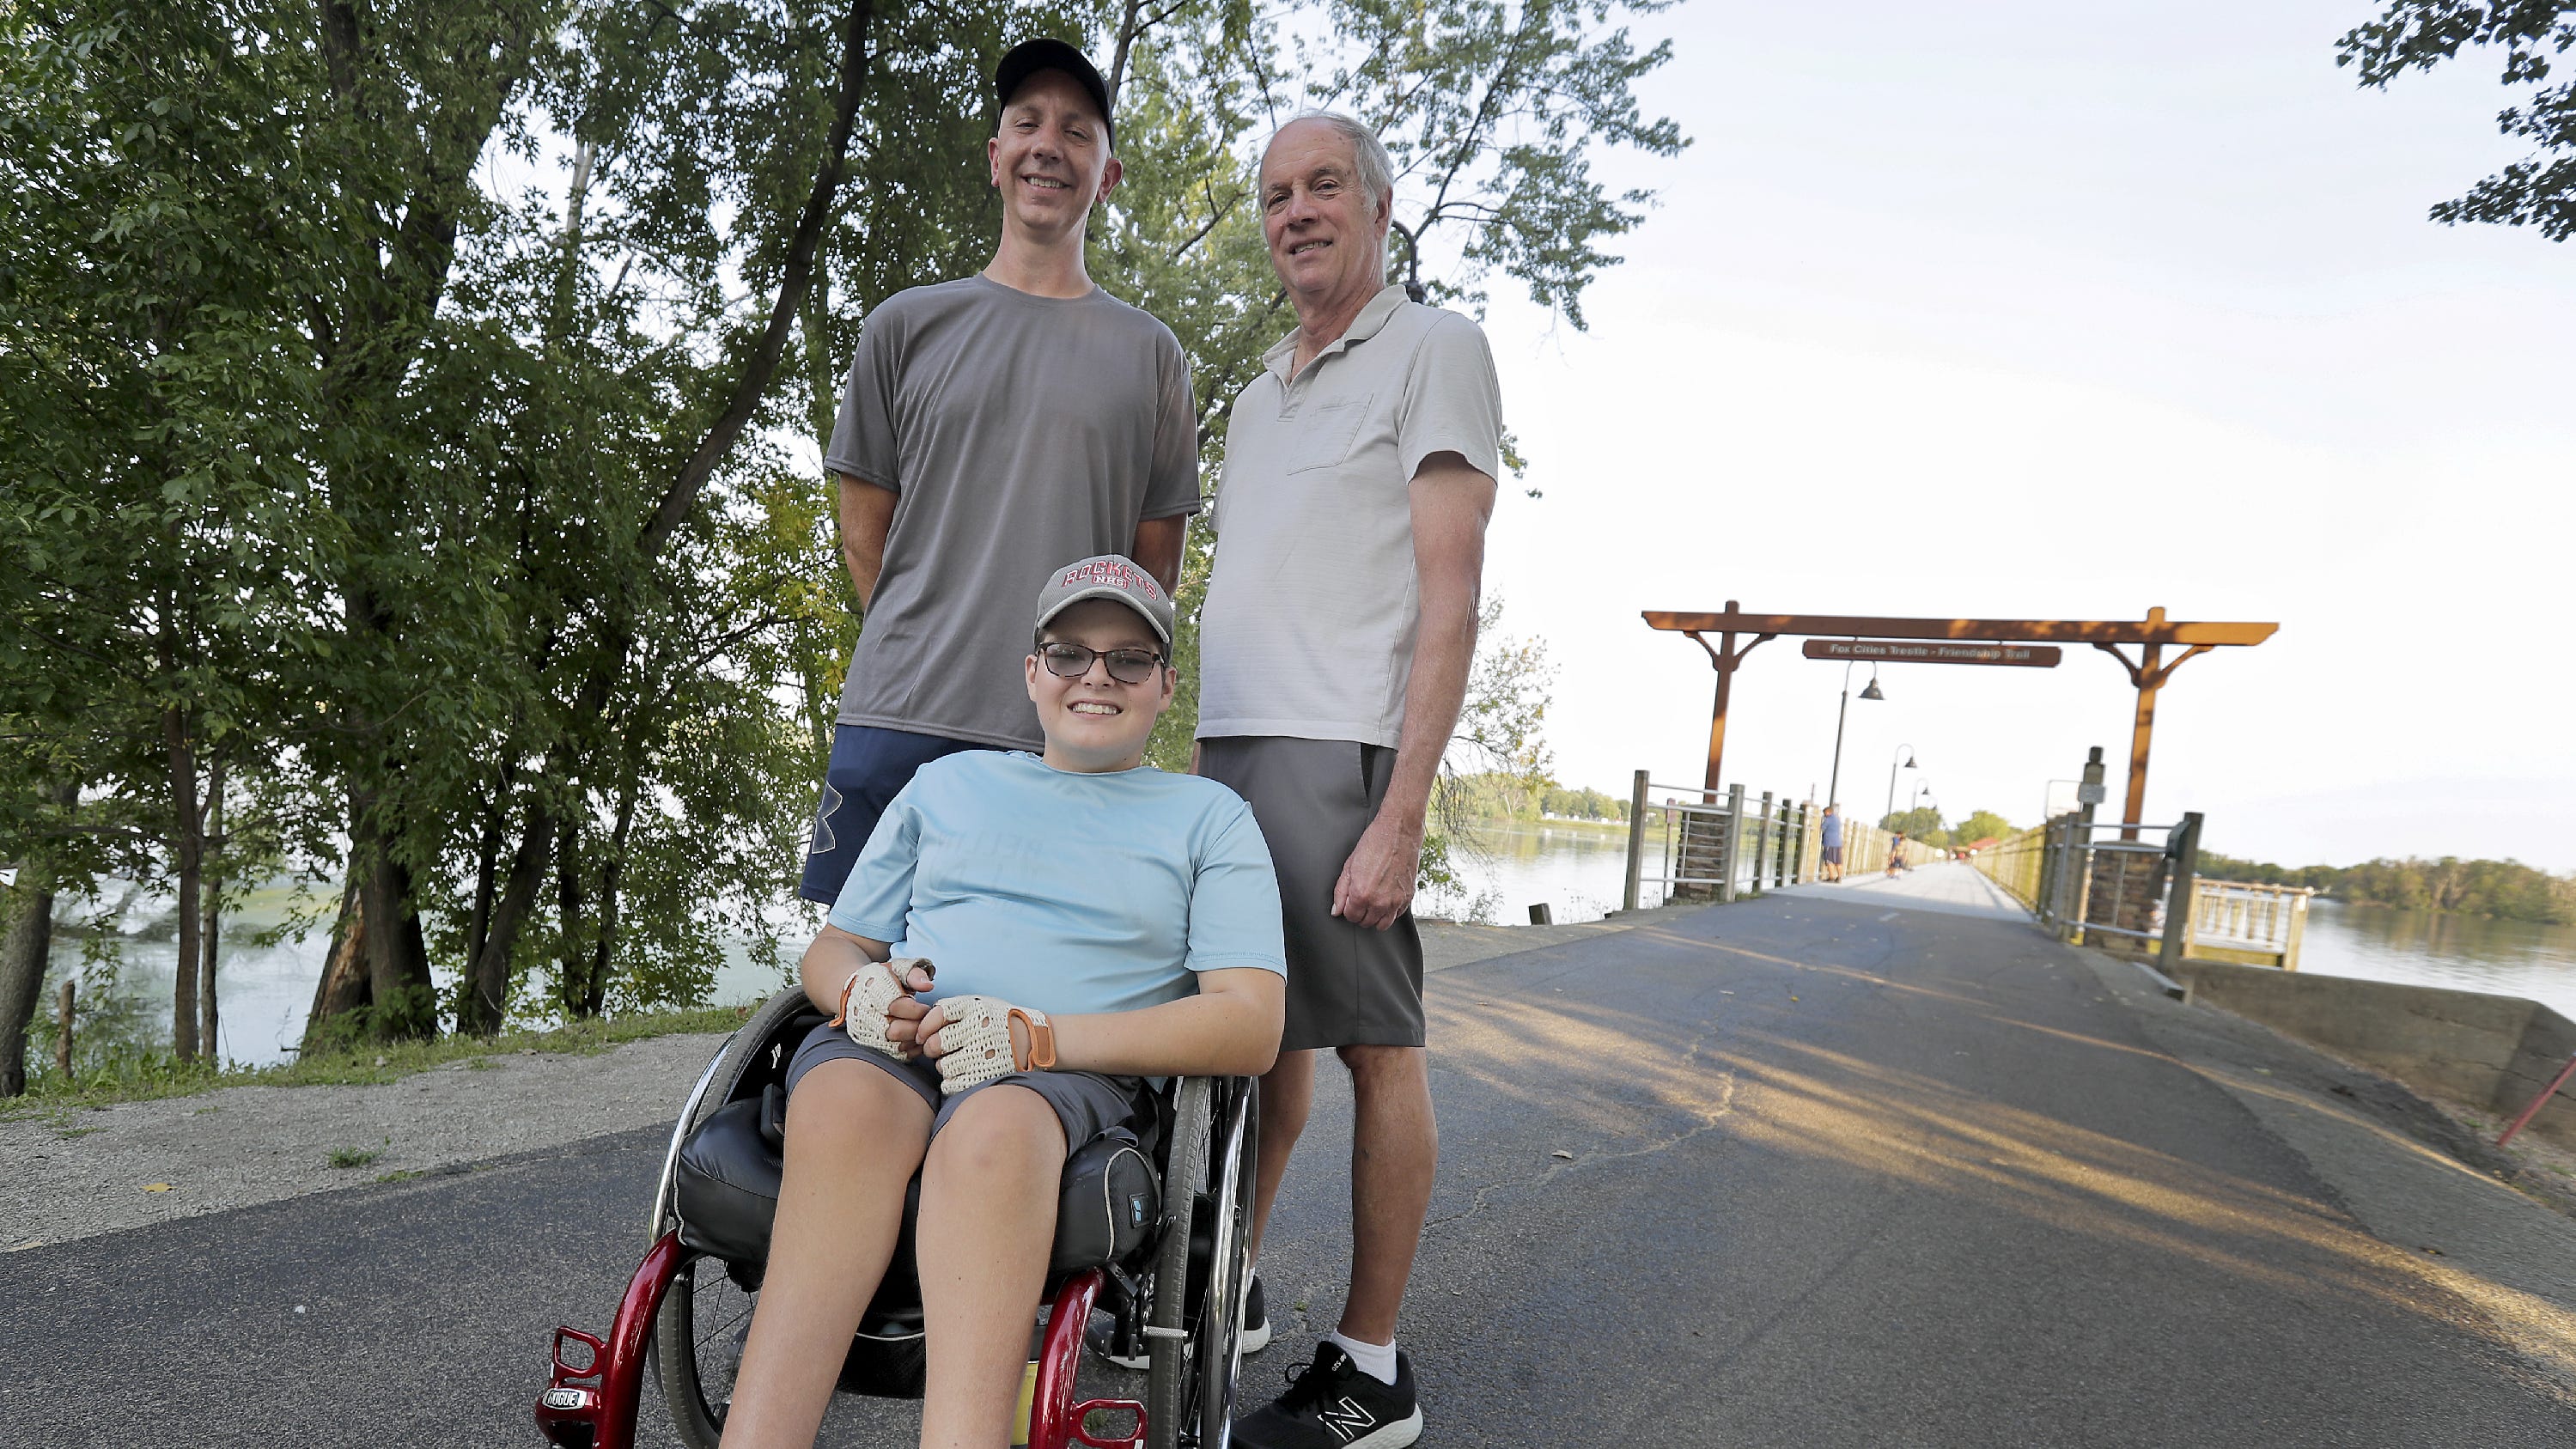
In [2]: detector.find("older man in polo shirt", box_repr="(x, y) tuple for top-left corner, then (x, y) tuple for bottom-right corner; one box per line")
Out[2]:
(1195, 112), (1501, 1449)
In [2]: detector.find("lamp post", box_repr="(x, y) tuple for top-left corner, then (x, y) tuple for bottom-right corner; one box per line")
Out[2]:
(1885, 744), (1918, 826)
(1825, 661), (1882, 808)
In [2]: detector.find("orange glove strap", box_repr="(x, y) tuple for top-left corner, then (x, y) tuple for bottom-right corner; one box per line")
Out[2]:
(1008, 1007), (1056, 1071)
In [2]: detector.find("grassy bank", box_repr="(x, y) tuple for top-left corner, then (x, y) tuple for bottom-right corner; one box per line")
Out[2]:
(1464, 813), (1631, 836)
(1, 1002), (758, 1118)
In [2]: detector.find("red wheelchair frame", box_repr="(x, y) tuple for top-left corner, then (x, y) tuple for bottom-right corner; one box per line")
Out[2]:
(533, 989), (1256, 1449)
(534, 1251), (1143, 1449)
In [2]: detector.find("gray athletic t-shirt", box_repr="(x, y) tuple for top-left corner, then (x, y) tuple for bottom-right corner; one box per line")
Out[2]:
(825, 276), (1199, 748)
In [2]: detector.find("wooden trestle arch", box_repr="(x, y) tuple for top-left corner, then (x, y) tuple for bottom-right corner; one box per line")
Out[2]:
(1641, 604), (2277, 836)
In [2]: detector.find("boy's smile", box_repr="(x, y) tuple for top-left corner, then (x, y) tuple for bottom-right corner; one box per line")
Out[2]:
(1026, 598), (1172, 773)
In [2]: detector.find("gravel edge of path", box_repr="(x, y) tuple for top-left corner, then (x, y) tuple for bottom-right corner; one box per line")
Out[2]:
(2, 904), (1711, 1251)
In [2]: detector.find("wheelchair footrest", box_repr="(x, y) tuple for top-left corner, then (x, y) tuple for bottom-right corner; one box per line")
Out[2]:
(1065, 1398), (1148, 1449)
(533, 1231), (684, 1449)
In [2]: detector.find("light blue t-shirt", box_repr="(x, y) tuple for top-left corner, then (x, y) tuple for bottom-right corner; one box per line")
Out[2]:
(828, 752), (1286, 1016)
(1821, 812), (1843, 849)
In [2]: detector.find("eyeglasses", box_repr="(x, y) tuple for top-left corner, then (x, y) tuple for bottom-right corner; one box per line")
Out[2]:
(1037, 642), (1165, 685)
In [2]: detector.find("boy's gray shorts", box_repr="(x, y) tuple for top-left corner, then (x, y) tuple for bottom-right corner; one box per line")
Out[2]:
(783, 1021), (1147, 1147)
(1197, 735), (1426, 1051)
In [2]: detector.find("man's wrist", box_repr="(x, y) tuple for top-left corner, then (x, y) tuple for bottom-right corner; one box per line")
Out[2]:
(1372, 795), (1431, 843)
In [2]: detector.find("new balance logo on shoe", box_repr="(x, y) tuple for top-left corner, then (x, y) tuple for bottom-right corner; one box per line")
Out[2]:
(1318, 1397), (1378, 1441)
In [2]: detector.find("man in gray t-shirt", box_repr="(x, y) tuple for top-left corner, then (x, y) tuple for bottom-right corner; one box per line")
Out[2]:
(800, 40), (1199, 905)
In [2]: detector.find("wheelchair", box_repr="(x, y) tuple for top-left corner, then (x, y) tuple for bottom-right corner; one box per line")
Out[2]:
(534, 986), (1258, 1449)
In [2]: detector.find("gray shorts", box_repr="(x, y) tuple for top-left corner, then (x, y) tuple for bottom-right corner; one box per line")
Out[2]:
(1198, 735), (1425, 1051)
(783, 1020), (1148, 1146)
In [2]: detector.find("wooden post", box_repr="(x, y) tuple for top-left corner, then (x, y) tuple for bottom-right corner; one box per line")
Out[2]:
(1751, 792), (1774, 897)
(2284, 892), (2309, 972)
(1684, 605), (1775, 800)
(2122, 634), (2163, 842)
(2157, 812), (2202, 975)
(2069, 747), (2104, 942)
(1720, 783), (1746, 902)
(1702, 630), (1735, 800)
(1622, 770), (1649, 913)
(54, 978), (73, 1079)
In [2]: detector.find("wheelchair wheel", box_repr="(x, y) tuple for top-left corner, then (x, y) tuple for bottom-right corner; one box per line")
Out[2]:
(655, 986), (817, 1448)
(1145, 1077), (1258, 1449)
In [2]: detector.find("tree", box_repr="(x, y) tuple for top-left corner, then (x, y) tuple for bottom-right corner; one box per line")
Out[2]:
(3, 0), (1683, 1062)
(1952, 809), (2015, 846)
(2339, 3), (2576, 240)
(1, 3), (332, 1063)
(1880, 806), (1947, 846)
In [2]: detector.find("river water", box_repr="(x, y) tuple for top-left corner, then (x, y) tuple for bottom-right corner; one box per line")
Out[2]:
(40, 826), (2576, 1067)
(1418, 821), (2576, 1021)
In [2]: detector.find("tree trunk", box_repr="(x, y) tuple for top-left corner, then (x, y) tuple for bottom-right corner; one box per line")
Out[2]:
(349, 796), (437, 1041)
(0, 880), (57, 1098)
(3, 780), (80, 1094)
(463, 801), (551, 1035)
(467, 787), (504, 971)
(166, 703), (202, 1063)
(586, 781), (638, 1020)
(199, 758), (222, 1062)
(304, 875), (370, 1052)
(555, 814), (588, 1018)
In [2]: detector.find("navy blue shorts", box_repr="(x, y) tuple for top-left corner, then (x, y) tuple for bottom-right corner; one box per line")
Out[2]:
(799, 724), (993, 904)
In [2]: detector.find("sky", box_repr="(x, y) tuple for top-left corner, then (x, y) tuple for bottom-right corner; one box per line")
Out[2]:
(1452, 0), (2576, 871)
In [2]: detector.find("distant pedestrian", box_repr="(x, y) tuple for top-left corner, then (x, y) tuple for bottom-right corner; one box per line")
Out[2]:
(1820, 804), (1845, 881)
(1887, 831), (1906, 878)
(799, 40), (1201, 907)
(1196, 111), (1503, 1449)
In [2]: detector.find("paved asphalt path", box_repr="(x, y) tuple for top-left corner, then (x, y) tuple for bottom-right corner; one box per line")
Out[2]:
(9, 876), (2573, 1446)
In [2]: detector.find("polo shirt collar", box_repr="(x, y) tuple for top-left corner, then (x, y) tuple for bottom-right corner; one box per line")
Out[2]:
(1263, 283), (1411, 382)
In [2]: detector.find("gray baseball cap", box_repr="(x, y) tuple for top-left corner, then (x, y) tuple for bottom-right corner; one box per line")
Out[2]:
(1033, 555), (1173, 648)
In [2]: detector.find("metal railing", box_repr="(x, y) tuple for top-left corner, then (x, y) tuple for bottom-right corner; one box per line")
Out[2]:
(1622, 771), (1943, 910)
(1969, 811), (2305, 971)
(2187, 879), (2313, 971)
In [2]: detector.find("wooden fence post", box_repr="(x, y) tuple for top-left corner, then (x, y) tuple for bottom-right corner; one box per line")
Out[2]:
(1623, 770), (1649, 912)
(55, 978), (73, 1080)
(1720, 784), (1746, 903)
(2157, 812), (2203, 975)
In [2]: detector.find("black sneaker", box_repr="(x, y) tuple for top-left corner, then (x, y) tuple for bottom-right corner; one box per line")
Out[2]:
(1087, 1274), (1270, 1370)
(1232, 1342), (1422, 1448)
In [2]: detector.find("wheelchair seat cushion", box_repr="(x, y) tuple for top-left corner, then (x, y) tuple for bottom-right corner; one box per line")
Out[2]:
(672, 1081), (1162, 1277)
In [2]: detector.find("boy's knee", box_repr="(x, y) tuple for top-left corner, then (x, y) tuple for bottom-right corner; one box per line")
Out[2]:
(925, 1085), (1065, 1183)
(784, 1059), (932, 1154)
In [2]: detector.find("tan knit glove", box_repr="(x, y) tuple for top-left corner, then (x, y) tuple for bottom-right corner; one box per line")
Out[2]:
(929, 995), (1054, 1094)
(830, 957), (932, 1056)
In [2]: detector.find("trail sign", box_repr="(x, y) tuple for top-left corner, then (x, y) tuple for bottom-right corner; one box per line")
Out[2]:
(1802, 639), (2062, 667)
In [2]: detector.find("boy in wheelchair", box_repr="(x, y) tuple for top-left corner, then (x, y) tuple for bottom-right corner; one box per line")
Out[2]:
(720, 556), (1287, 1449)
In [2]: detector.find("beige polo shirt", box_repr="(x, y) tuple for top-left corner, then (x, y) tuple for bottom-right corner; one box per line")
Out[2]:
(1197, 284), (1504, 747)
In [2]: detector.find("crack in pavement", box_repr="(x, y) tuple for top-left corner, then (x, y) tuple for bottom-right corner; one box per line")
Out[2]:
(1425, 1024), (1739, 1234)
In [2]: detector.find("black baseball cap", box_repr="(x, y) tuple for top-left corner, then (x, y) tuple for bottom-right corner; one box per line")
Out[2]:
(996, 39), (1114, 150)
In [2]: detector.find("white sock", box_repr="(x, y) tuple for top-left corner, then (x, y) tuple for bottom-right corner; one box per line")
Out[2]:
(1327, 1329), (1399, 1385)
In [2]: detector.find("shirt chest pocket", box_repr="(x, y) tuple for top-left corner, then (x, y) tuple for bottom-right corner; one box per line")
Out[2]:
(1282, 393), (1375, 475)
